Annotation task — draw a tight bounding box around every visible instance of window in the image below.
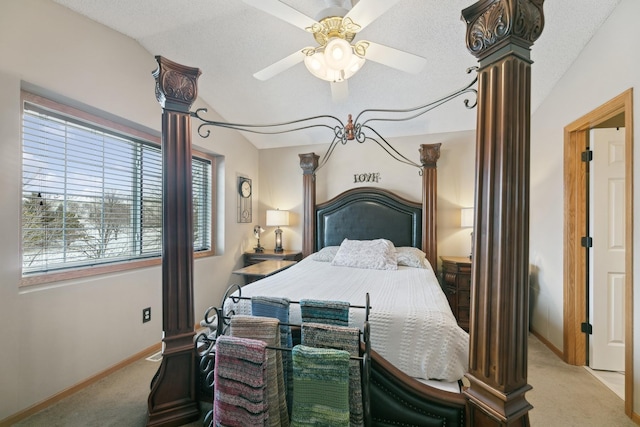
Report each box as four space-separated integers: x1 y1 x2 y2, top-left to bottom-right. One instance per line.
21 92 215 286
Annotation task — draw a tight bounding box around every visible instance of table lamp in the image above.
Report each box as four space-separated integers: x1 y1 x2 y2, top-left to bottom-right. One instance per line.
253 225 265 253
266 209 290 253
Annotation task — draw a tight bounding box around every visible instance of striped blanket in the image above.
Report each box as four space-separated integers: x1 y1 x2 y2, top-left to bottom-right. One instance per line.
213 335 268 426
300 299 349 326
251 296 293 413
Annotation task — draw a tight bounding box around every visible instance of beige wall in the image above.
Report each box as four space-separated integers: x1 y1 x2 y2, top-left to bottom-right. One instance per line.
0 0 259 420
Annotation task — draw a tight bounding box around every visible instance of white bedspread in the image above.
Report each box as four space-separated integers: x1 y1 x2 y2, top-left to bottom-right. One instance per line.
225 256 469 382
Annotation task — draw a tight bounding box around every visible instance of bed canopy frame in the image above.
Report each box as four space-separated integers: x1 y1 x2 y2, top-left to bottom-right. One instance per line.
146 0 545 425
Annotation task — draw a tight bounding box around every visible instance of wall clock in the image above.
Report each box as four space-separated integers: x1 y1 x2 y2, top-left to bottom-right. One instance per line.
237 176 252 223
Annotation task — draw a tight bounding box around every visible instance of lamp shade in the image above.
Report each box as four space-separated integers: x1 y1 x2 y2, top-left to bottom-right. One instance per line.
460 208 474 228
266 209 290 227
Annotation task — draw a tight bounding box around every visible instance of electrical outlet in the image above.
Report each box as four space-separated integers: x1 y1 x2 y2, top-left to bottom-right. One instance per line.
143 307 151 323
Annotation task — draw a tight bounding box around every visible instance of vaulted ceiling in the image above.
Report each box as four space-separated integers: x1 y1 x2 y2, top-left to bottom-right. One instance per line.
52 0 621 148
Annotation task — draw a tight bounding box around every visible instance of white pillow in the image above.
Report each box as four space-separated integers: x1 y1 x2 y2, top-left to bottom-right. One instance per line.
313 246 339 262
396 246 431 270
331 238 398 270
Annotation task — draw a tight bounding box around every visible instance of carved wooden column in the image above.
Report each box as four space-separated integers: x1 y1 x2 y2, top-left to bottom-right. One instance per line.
420 143 440 270
461 1 544 426
147 56 201 427
299 153 319 257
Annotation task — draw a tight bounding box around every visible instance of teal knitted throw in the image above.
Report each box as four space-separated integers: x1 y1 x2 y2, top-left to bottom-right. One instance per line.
302 323 363 427
300 299 349 326
290 345 350 427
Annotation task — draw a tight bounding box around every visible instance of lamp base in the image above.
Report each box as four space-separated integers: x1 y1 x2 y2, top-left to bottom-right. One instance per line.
274 227 284 253
254 238 264 253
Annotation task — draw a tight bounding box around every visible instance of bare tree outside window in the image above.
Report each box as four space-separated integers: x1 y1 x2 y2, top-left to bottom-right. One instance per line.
22 192 86 268
79 192 131 259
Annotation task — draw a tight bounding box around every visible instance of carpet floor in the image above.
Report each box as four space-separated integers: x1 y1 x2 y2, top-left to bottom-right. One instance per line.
527 334 635 426
12 356 211 427
11 335 636 426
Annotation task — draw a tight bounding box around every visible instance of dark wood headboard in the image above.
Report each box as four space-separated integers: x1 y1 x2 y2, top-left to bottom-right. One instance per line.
315 187 422 250
299 143 440 271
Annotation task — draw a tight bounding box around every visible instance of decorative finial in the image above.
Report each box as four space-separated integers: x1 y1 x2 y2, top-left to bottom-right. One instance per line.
345 114 355 140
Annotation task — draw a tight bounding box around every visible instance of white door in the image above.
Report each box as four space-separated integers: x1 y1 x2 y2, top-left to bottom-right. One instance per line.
589 127 626 372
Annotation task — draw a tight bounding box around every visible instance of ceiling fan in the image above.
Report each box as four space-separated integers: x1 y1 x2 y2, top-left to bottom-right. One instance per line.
244 0 427 101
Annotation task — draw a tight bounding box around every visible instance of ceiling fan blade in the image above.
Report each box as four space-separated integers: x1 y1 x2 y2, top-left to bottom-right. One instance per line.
344 0 401 31
363 41 426 74
243 0 318 31
254 50 306 81
331 81 349 102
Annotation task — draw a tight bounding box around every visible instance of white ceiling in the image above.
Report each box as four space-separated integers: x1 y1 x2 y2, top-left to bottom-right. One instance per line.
52 0 621 149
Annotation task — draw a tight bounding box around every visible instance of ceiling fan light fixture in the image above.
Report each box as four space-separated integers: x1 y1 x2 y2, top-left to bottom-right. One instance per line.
324 37 353 70
304 45 365 83
247 0 427 97
304 51 329 80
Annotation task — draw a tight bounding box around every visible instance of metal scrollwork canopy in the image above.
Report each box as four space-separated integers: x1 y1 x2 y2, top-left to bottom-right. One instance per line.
192 67 478 173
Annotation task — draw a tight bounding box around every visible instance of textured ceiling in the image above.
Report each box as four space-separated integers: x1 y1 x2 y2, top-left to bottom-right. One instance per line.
52 0 621 149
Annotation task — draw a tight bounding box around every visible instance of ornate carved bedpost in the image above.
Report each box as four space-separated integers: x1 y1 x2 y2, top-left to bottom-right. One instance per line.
147 56 201 426
461 1 544 425
420 143 440 270
300 152 319 257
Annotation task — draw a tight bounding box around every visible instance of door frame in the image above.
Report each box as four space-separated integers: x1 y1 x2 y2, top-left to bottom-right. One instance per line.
563 88 634 416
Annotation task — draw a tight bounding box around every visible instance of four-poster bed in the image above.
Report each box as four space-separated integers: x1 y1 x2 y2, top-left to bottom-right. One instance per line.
147 0 545 425
204 179 471 425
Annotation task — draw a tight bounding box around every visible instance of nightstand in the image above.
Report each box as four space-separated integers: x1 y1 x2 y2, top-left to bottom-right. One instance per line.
233 260 297 283
238 250 302 284
244 249 303 266
440 255 472 331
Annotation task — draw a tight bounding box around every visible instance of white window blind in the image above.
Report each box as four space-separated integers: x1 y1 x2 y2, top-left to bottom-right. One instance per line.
22 102 211 275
